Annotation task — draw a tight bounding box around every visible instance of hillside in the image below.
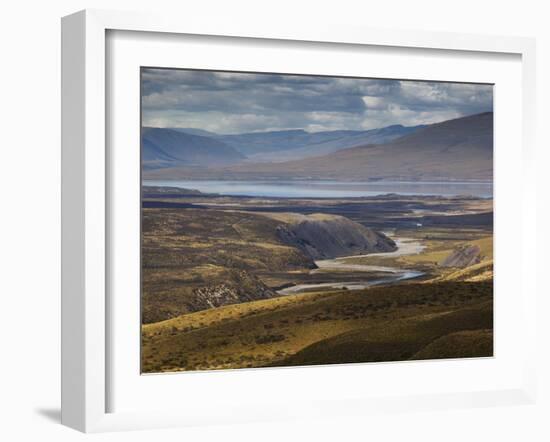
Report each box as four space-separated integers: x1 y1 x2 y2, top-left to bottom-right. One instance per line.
219 112 493 181
140 190 493 372
279 298 493 367
141 281 493 372
244 124 425 162
166 128 353 156
141 208 394 322
440 244 481 268
273 213 396 259
141 186 206 197
217 125 423 159
141 127 245 169
153 124 424 163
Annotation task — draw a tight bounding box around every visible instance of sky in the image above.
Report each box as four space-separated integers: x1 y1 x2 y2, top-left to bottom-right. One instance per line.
141 68 493 134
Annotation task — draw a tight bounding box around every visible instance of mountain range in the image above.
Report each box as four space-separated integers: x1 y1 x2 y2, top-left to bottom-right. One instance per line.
142 112 493 181
145 124 425 167
142 127 245 169
176 125 424 160
241 125 427 162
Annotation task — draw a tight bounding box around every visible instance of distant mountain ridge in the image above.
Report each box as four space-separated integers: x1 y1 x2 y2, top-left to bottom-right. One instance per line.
143 124 425 169
216 112 494 181
253 124 426 162
141 127 245 169
143 112 493 181
169 125 425 160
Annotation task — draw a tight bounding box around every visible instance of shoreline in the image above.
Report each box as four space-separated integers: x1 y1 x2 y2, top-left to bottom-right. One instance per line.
277 236 426 295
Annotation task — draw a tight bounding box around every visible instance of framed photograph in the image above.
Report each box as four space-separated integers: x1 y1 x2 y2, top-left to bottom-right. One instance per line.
61 9 537 432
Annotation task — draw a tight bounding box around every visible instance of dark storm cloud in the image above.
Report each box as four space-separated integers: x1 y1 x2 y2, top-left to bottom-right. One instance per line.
141 68 493 133
142 70 365 113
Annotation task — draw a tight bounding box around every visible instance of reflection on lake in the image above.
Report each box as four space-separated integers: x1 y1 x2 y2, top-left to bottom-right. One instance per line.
143 179 493 198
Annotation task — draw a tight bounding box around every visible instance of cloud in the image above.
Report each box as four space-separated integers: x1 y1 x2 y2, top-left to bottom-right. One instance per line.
141 68 493 133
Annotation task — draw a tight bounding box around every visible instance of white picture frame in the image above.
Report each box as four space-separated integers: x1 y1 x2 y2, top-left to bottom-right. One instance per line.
61 9 537 433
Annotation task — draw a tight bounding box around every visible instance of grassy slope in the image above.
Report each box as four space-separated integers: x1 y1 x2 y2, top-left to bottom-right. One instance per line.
142 208 314 322
142 205 403 322
141 197 493 372
142 281 492 373
411 329 493 360
437 260 493 282
337 231 493 279
279 300 492 367
399 233 492 267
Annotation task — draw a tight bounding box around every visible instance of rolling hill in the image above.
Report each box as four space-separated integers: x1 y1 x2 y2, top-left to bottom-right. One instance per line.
243 124 426 162
141 280 493 372
273 213 396 259
217 126 424 157
221 112 493 181
141 207 396 322
141 127 245 169
278 298 493 367
144 112 493 181
165 124 425 161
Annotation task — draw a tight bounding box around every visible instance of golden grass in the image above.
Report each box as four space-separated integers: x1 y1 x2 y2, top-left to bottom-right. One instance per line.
280 301 493 366
140 202 493 372
142 281 493 373
437 260 493 282
411 329 493 360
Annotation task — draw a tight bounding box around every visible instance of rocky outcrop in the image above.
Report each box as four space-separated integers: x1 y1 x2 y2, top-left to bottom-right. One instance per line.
276 214 396 260
192 270 276 310
440 245 481 268
437 260 493 282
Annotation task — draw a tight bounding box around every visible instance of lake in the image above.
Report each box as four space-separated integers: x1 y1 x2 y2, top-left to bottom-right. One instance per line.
143 179 493 198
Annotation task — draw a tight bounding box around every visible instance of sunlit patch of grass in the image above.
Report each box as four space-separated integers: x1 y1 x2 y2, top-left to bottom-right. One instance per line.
142 281 493 373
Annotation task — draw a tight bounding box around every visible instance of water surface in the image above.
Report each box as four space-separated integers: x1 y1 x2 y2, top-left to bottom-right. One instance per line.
277 237 426 295
143 179 493 198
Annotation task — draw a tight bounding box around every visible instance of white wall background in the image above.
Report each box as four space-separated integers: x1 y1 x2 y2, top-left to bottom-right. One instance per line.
0 1 547 440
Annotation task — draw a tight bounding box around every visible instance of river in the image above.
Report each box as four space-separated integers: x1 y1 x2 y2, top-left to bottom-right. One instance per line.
277 237 426 295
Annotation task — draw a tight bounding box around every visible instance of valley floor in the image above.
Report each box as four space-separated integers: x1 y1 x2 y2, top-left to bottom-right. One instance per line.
141 191 493 373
